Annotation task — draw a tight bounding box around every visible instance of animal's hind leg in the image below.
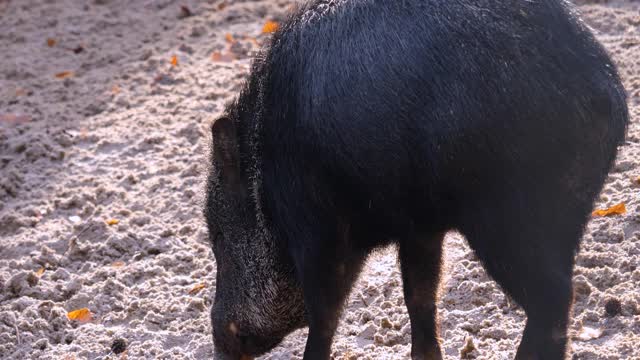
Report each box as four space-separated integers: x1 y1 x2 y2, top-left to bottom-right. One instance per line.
511 265 574 360
459 197 587 360
398 231 445 360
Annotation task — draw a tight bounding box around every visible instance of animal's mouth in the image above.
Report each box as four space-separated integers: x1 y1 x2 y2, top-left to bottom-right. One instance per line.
213 335 282 360
241 335 283 357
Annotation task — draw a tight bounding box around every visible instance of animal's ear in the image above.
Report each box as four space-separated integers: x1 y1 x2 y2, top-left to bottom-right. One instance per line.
211 117 242 189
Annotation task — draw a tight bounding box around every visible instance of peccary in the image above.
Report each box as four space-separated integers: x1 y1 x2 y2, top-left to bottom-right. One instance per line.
204 0 628 359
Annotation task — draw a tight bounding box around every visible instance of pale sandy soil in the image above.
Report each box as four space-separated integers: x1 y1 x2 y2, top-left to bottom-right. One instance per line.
1 0 639 359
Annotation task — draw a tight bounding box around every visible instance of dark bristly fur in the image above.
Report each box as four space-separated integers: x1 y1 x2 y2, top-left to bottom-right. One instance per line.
204 0 629 359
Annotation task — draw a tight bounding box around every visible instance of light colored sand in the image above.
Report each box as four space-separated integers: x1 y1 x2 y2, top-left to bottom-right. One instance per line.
1 0 638 359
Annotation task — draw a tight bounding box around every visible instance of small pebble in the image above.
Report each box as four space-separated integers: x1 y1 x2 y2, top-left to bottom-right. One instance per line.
380 317 393 329
139 49 152 61
178 5 192 19
68 215 81 223
34 338 49 350
604 297 622 317
111 337 127 354
460 337 476 358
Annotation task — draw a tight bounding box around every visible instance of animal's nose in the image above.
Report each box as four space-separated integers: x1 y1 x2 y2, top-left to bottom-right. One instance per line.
212 321 255 360
229 322 282 357
227 322 256 359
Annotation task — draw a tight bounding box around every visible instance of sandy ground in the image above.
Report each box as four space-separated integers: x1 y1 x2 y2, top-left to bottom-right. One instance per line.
1 0 639 359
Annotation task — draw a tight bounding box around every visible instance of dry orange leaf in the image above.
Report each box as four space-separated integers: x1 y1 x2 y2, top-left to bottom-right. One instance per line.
79 127 89 140
67 308 92 323
189 283 206 295
55 71 74 79
225 33 234 43
111 85 121 94
211 51 235 62
262 21 279 34
47 38 56 47
70 45 84 54
106 218 119 225
111 261 125 268
592 203 626 217
35 267 45 276
0 113 31 124
170 55 178 67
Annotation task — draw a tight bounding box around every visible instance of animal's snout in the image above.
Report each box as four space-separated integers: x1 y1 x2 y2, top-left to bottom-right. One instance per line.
214 320 281 359
233 325 280 357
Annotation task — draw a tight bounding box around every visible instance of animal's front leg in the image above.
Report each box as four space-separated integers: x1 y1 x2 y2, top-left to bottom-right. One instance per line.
296 236 365 360
399 231 445 360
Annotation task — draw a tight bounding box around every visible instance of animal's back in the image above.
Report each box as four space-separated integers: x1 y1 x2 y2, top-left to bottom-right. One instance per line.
260 0 628 232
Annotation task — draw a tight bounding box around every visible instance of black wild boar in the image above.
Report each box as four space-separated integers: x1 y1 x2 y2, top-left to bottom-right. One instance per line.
204 0 628 359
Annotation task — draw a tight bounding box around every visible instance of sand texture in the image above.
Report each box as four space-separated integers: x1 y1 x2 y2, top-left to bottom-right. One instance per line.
1 0 639 359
